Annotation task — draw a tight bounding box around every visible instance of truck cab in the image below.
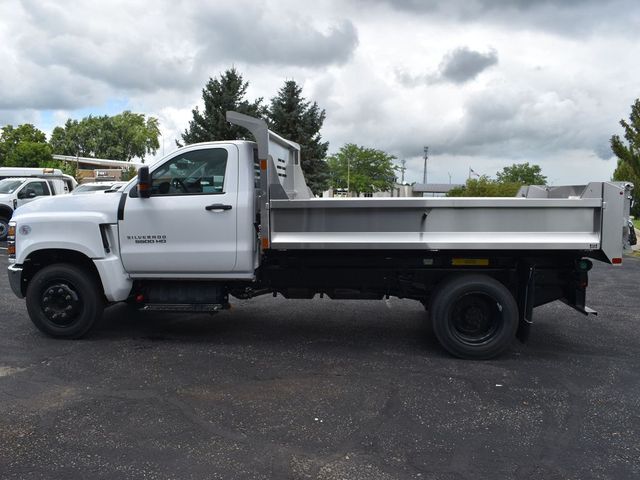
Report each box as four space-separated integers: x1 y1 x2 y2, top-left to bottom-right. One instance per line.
119 141 257 277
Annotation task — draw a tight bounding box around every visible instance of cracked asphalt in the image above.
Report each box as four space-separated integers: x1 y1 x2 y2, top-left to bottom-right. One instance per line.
1 251 639 479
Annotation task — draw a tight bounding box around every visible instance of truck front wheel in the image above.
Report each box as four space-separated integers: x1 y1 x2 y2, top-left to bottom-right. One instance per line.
0 216 9 241
430 275 518 360
26 264 105 339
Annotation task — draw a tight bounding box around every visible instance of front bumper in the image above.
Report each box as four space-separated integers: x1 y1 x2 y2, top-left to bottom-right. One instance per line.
7 264 24 298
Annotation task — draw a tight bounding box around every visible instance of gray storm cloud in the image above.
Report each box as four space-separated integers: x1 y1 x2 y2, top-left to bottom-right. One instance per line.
438 47 498 84
396 47 498 86
189 0 359 67
7 0 359 103
362 0 635 36
196 17 359 67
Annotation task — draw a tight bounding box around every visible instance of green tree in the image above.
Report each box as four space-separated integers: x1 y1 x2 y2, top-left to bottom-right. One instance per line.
50 111 160 162
326 144 397 196
267 80 330 195
611 98 640 177
0 124 53 167
496 162 547 185
447 176 521 197
181 68 265 145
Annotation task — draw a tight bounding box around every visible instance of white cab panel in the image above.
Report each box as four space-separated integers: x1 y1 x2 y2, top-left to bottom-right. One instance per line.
119 144 239 275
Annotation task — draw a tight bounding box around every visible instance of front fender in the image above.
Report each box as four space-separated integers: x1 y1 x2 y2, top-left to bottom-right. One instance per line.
13 211 111 264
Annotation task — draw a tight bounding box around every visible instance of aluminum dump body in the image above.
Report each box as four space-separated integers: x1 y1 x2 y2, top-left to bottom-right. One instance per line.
225 111 633 264
269 182 633 264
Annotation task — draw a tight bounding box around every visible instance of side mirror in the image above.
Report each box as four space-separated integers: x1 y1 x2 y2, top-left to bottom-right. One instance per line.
27 190 37 198
137 166 151 198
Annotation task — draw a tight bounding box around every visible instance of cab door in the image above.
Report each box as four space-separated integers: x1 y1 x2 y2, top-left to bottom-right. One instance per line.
15 180 51 208
119 145 238 275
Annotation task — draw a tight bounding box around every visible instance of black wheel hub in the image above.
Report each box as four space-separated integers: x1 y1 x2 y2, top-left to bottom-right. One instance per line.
450 293 501 345
41 283 81 326
0 221 7 239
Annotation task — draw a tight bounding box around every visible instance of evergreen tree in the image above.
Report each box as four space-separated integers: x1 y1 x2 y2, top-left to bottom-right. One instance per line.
611 98 640 177
181 68 264 145
267 80 329 195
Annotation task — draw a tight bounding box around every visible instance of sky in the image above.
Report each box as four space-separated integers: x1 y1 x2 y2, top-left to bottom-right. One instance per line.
1 0 639 185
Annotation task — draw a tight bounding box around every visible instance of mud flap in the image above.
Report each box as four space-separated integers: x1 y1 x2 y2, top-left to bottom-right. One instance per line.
516 264 535 343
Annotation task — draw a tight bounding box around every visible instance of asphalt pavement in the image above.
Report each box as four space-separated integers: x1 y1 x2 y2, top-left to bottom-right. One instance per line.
1 250 639 479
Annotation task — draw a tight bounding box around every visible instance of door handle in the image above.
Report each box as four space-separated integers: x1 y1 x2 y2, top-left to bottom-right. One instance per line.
205 203 232 211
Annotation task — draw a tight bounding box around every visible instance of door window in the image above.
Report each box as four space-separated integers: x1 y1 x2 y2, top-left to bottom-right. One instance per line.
21 181 50 197
150 148 228 196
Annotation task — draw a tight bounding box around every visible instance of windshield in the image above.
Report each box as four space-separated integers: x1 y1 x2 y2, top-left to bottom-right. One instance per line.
0 179 25 194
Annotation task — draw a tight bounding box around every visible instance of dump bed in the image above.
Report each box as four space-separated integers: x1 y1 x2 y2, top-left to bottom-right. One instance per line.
226 112 633 264
269 181 631 263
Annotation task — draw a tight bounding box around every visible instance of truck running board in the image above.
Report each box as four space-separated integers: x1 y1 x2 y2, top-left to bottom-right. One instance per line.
141 303 228 313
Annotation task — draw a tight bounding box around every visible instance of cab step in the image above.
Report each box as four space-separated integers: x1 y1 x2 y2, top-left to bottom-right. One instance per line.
141 303 228 313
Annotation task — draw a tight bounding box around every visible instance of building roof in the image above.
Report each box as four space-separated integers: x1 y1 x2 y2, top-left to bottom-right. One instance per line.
53 154 143 168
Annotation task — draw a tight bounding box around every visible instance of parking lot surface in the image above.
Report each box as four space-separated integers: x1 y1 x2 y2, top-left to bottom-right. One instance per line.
1 252 639 479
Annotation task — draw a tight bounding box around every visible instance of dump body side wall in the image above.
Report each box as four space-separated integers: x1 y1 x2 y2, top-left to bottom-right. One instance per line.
269 197 604 252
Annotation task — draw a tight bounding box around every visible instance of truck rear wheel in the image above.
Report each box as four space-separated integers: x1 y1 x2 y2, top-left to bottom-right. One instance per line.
26 264 104 339
430 275 518 360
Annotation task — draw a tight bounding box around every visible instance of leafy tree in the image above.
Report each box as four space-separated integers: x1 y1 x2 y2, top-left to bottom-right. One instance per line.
326 144 397 196
612 160 640 217
5 142 54 168
181 68 265 145
496 162 547 185
447 176 521 197
0 124 53 167
611 98 640 177
50 111 160 162
267 80 330 194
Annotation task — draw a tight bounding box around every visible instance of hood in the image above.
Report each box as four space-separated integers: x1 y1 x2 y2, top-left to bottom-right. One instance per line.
13 191 123 224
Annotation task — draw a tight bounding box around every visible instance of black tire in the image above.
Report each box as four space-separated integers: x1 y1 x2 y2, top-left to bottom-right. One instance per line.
0 216 9 241
26 263 105 338
430 275 518 360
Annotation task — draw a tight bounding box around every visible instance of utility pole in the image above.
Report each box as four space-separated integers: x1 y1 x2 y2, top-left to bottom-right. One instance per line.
423 146 429 184
400 159 406 184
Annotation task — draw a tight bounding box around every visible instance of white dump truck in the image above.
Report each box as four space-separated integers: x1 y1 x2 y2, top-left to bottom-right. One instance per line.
6 112 634 359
